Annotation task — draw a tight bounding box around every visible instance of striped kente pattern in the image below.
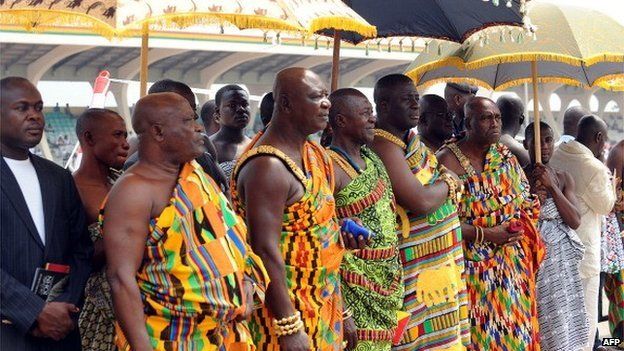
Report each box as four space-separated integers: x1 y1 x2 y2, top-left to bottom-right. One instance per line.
113 161 269 351
393 132 470 351
447 142 544 351
232 134 345 351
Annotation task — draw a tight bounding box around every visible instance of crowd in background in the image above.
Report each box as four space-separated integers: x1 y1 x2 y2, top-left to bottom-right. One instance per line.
1 69 623 351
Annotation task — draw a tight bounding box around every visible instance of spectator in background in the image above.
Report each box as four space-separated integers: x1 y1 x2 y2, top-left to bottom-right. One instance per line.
523 121 588 351
604 139 624 344
210 84 252 180
72 108 129 351
199 100 219 136
550 114 617 351
417 94 454 151
497 95 530 167
557 106 587 146
444 82 478 137
259 92 274 128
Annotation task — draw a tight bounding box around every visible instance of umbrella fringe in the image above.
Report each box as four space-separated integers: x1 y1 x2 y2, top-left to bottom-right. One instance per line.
1 10 377 39
307 16 376 38
407 52 624 80
126 13 302 35
594 73 624 91
406 75 619 92
465 52 624 69
0 9 116 39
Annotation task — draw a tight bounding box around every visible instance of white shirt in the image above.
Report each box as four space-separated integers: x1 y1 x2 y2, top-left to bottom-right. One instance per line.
549 141 616 279
3 157 45 244
555 134 575 147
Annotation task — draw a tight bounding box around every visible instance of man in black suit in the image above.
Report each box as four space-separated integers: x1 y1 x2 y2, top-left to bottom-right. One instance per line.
0 77 93 350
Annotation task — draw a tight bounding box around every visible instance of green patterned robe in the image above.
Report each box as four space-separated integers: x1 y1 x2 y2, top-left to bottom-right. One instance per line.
334 147 404 351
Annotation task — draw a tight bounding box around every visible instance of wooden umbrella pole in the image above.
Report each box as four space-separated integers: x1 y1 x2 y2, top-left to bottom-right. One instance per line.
330 31 341 92
531 60 541 164
140 23 149 97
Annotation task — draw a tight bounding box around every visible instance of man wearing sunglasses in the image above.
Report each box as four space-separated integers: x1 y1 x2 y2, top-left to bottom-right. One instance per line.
418 94 455 152
497 95 530 167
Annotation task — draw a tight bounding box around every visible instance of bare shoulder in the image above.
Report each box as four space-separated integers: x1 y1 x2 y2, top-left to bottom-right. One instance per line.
436 147 464 176
107 171 154 208
238 155 293 191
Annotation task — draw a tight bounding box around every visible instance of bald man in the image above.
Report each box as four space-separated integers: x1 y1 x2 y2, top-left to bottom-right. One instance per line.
122 79 229 196
497 95 530 167
437 97 544 351
557 105 588 146
232 68 363 351
1 77 92 351
103 93 268 351
418 94 454 151
550 115 616 350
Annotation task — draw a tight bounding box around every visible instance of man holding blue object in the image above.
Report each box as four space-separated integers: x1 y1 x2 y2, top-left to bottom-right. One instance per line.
327 88 404 351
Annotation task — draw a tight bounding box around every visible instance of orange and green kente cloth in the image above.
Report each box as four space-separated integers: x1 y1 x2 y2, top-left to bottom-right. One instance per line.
232 132 345 351
106 161 269 351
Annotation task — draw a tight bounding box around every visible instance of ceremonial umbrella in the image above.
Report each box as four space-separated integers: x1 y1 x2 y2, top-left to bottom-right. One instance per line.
0 0 376 96
323 0 529 91
404 2 624 163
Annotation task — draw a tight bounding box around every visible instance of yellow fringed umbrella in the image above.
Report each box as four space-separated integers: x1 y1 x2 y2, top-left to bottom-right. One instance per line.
1 0 376 95
404 2 624 163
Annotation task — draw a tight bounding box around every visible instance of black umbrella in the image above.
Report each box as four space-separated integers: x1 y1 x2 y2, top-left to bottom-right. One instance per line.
325 0 528 90
340 0 526 44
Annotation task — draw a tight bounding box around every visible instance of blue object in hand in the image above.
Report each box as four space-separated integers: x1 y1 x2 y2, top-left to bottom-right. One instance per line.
341 219 374 240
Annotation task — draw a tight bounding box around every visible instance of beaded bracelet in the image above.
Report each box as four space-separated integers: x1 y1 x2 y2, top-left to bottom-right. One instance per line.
274 318 304 337
474 225 484 244
273 311 301 326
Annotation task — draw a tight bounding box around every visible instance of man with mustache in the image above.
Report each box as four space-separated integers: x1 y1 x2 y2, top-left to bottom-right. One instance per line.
123 79 229 195
371 75 469 351
437 96 545 351
103 92 268 351
326 88 403 351
232 68 366 351
1 76 93 351
210 84 252 180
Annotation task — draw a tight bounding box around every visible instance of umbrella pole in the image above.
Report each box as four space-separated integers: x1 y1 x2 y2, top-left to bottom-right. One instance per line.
330 31 341 92
531 60 541 164
140 23 149 97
